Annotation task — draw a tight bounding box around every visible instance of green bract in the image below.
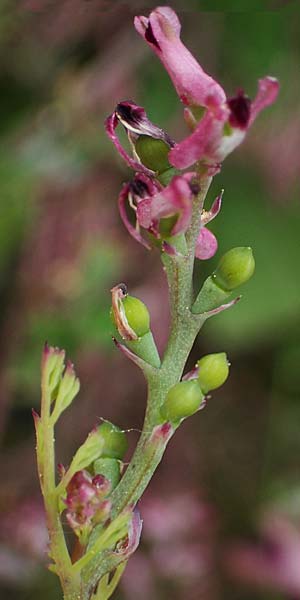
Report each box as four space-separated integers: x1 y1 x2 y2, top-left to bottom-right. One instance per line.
161 380 204 424
214 246 255 291
197 352 229 394
98 421 128 460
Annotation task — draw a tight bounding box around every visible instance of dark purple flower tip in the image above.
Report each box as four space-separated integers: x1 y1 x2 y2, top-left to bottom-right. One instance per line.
227 90 251 130
116 101 145 130
145 22 161 49
129 177 151 199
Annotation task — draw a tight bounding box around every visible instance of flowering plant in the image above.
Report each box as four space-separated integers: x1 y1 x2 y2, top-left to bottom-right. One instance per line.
34 6 278 599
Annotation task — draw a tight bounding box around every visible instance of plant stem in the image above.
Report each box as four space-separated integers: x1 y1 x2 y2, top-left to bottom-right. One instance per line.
81 173 212 596
110 174 212 516
39 370 81 598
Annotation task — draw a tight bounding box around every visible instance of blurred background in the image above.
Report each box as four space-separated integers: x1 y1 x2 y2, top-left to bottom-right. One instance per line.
0 1 300 598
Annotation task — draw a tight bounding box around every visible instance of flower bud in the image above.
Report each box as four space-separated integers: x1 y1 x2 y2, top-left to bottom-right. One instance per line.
135 135 171 173
93 457 121 491
161 380 204 424
98 421 128 460
214 247 255 291
197 352 229 394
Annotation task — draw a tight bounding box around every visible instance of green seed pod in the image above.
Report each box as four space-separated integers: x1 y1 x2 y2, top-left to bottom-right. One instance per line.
98 421 128 460
161 380 204 424
111 285 150 340
135 135 171 173
214 247 255 292
122 295 150 338
197 352 229 394
93 457 121 491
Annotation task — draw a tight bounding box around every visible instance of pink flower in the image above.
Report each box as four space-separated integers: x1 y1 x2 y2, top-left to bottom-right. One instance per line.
118 172 195 251
119 172 221 259
134 6 225 109
135 7 279 171
64 470 111 541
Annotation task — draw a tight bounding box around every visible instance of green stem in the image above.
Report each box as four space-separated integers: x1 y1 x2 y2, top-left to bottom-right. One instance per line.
110 174 212 516
81 173 212 596
39 370 81 598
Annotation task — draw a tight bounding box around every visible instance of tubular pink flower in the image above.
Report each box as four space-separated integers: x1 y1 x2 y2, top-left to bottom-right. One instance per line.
136 173 194 236
169 77 279 169
135 7 279 171
134 6 226 108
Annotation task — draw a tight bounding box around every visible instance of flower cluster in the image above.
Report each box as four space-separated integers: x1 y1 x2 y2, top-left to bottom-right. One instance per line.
106 6 278 257
64 470 111 544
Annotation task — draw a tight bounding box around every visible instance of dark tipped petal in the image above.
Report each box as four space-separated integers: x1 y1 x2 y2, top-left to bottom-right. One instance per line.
129 178 150 198
227 91 251 130
145 22 161 49
116 101 145 129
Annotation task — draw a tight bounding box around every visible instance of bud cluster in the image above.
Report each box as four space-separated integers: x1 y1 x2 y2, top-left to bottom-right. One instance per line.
161 352 230 425
64 470 111 544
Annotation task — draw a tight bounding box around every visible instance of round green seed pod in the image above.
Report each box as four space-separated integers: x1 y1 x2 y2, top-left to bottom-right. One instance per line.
135 135 171 173
98 421 128 460
161 380 204 423
122 295 150 338
214 247 255 291
93 457 121 491
197 352 229 394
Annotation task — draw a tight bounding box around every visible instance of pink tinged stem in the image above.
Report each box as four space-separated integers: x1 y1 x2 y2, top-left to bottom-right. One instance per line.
134 7 226 108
